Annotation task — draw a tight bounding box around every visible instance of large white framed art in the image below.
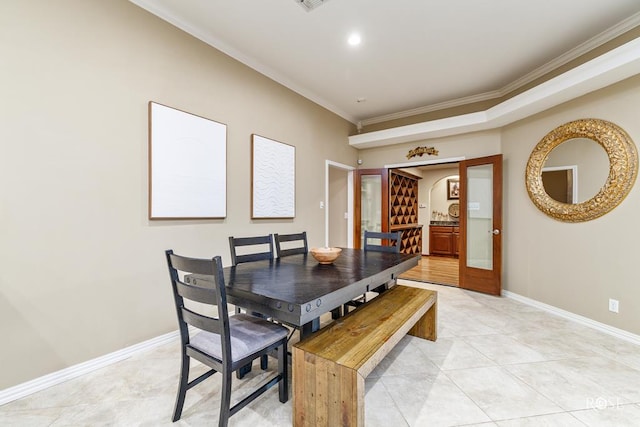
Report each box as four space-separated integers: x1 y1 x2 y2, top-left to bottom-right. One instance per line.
149 102 227 219
251 134 295 218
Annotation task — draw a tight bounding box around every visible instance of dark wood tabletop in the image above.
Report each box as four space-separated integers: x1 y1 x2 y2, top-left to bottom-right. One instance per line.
224 248 419 335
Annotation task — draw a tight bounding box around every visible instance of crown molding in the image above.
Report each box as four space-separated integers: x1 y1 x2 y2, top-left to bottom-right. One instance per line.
359 90 502 128
360 12 640 127
129 0 358 124
501 11 640 95
349 37 640 149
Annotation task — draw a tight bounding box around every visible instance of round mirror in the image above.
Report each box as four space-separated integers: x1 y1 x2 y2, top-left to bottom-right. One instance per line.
526 119 638 222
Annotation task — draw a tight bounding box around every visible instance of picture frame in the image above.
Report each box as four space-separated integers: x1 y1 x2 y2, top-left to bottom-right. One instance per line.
148 101 227 219
447 179 460 200
251 134 295 218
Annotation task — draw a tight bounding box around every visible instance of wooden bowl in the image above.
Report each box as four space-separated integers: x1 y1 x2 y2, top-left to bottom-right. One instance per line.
310 247 342 264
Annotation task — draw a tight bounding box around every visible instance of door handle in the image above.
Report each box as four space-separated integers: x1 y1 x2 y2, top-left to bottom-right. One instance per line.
492 229 500 235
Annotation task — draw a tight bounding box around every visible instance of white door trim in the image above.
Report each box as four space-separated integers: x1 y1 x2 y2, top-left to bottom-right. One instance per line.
325 160 355 248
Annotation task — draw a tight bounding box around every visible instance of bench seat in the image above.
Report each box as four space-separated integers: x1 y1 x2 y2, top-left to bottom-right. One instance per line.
293 284 437 427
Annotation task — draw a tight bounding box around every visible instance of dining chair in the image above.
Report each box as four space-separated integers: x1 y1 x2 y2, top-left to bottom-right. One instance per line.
228 235 274 314
273 231 320 333
363 230 403 253
344 230 402 313
228 234 275 371
228 235 274 265
165 250 288 427
274 231 308 257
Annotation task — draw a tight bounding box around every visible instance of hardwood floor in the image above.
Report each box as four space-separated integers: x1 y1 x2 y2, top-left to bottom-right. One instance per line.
400 255 459 287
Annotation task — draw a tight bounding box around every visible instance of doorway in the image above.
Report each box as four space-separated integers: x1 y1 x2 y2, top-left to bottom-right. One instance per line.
357 155 503 295
398 164 461 287
325 160 355 248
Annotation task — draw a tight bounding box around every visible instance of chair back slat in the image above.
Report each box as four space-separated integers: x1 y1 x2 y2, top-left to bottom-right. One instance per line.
169 253 217 275
176 279 220 306
181 307 223 335
274 231 308 257
364 230 402 253
229 235 274 265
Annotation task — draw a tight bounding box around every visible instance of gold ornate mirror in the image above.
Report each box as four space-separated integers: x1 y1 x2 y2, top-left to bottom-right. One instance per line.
525 119 638 222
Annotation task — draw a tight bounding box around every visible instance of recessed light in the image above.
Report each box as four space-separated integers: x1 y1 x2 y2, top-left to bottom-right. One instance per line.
356 97 366 103
347 33 361 46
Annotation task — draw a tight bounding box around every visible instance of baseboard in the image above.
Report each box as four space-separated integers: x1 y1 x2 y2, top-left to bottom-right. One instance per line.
0 329 180 406
502 290 640 346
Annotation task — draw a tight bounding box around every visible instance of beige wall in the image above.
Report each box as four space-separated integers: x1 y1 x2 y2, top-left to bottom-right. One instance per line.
0 1 356 389
502 74 640 336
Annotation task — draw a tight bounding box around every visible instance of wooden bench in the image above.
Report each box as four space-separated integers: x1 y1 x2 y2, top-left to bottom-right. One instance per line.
292 285 437 427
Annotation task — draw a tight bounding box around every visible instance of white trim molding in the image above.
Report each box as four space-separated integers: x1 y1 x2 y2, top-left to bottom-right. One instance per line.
360 12 640 128
325 160 355 248
0 330 180 406
503 290 640 347
350 37 640 148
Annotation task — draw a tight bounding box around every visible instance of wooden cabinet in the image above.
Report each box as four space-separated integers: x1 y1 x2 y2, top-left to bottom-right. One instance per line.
452 228 460 256
429 225 459 257
393 224 423 255
389 170 422 255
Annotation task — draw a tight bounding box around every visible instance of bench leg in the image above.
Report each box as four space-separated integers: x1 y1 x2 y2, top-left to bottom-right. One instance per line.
408 298 437 341
293 349 365 427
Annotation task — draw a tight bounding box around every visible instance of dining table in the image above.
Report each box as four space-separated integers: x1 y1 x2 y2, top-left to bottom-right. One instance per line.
223 247 420 338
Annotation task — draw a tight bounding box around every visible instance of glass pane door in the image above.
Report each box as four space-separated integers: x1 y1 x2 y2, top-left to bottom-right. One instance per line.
466 164 493 270
360 175 381 247
459 155 502 295
355 169 388 249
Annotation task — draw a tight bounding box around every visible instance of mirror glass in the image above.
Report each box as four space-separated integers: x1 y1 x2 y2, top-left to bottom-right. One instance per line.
542 137 609 204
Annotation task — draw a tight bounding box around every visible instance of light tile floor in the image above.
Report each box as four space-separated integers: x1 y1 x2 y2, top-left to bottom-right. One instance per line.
2 280 640 426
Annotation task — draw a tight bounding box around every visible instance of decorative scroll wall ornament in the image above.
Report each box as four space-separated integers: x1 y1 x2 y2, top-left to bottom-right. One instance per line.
525 118 638 222
407 146 438 159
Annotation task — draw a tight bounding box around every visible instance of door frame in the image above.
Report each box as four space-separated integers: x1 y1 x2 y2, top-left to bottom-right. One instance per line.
383 155 502 296
325 160 355 248
384 157 467 170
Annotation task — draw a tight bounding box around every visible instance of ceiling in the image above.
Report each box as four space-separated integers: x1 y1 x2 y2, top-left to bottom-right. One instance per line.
130 0 640 128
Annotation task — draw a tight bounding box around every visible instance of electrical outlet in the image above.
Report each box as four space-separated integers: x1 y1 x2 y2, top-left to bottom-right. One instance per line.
609 298 619 313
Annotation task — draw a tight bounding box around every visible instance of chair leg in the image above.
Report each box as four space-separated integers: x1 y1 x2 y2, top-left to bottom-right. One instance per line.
219 370 233 427
278 340 288 403
260 354 268 370
172 352 190 422
236 362 252 379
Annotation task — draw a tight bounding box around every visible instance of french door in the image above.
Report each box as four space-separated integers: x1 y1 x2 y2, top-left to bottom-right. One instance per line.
459 155 503 295
354 169 388 248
